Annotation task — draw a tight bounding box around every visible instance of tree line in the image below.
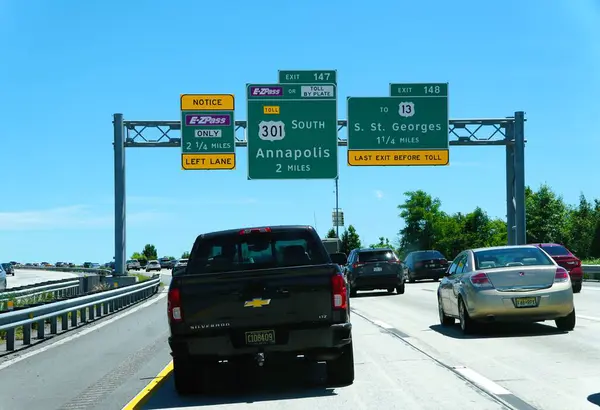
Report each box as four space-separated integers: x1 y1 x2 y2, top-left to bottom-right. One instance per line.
130 244 189 264
323 184 600 262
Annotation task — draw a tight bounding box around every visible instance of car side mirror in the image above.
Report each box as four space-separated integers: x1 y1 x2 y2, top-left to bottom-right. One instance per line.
444 269 451 277
330 252 348 266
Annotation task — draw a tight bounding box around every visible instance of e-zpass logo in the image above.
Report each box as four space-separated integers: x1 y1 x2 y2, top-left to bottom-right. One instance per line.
250 86 283 97
185 114 231 127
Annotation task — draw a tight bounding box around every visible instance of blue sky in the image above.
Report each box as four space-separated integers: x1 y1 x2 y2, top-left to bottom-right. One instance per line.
1 0 599 264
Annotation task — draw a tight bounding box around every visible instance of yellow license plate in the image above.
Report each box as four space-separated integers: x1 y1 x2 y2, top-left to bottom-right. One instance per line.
245 330 276 346
514 297 537 308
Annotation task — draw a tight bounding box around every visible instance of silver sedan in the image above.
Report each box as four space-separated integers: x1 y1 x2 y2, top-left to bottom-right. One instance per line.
437 245 575 334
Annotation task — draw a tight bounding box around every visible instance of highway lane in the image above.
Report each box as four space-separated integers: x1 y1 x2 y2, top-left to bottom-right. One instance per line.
350 280 600 410
9 268 78 288
140 310 509 410
1 267 511 410
0 272 174 410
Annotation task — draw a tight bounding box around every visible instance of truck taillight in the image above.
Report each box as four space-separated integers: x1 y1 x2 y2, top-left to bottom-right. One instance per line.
168 288 183 322
554 267 569 283
331 273 347 310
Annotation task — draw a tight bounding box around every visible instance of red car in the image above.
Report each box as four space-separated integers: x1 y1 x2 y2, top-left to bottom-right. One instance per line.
534 243 583 293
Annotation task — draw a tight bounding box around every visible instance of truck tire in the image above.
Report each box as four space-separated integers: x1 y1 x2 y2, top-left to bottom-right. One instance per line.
326 342 355 387
173 357 197 395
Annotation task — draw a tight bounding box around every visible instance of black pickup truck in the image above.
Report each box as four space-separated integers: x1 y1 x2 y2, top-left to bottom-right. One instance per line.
167 225 354 394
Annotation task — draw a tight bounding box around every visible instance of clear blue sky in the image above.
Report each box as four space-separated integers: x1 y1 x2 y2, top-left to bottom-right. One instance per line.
1 0 599 264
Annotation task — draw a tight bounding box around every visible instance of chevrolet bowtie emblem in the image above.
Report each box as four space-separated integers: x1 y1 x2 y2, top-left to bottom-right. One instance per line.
244 298 271 308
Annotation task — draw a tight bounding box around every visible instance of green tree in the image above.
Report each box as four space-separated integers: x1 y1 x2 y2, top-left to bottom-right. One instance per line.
488 218 508 247
181 251 190 259
566 194 597 258
142 244 158 261
340 225 361 255
525 184 569 244
397 190 444 253
370 237 391 248
130 251 147 264
435 213 467 259
325 228 338 239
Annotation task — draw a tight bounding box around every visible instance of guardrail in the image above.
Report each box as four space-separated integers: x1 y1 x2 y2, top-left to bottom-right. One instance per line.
15 266 112 275
0 279 80 311
0 275 161 352
583 265 600 280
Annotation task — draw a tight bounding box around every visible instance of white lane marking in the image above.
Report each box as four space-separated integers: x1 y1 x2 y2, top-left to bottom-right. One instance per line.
583 286 600 291
0 292 167 371
371 319 394 329
453 366 511 395
577 314 600 322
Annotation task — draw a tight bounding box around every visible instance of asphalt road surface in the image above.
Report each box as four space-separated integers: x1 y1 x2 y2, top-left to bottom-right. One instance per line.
0 275 598 410
9 268 78 288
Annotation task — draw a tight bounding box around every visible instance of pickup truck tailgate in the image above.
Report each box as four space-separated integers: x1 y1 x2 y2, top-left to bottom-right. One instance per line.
178 265 336 330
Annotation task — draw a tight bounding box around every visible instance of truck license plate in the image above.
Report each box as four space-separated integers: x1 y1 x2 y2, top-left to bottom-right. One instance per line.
245 330 276 346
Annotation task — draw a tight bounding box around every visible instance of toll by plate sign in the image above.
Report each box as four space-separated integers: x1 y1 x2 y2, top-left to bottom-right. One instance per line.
347 83 449 166
246 83 338 180
180 94 236 170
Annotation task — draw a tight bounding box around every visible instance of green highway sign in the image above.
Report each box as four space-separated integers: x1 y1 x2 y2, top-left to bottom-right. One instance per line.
390 82 448 97
278 70 337 84
246 83 338 180
180 94 236 170
347 83 449 166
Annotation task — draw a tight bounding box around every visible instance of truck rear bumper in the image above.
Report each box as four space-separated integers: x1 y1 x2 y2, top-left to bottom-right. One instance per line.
169 322 352 359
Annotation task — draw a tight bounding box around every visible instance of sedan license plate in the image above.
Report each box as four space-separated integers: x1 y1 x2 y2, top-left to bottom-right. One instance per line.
426 264 437 268
514 297 538 308
245 330 276 346
373 267 383 272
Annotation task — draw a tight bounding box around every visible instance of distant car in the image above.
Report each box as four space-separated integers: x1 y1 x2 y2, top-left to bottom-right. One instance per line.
83 262 92 268
344 247 405 296
437 245 576 334
1 263 14 276
159 258 174 269
126 259 141 271
533 243 583 293
173 258 188 268
146 260 161 272
404 250 449 282
0 264 6 290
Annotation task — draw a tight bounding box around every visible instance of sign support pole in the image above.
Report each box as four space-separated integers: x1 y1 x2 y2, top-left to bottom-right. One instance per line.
113 113 126 276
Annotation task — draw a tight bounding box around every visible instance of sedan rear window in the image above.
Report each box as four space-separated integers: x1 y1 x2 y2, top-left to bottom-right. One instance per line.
474 247 554 270
358 250 397 262
414 250 445 261
540 245 571 257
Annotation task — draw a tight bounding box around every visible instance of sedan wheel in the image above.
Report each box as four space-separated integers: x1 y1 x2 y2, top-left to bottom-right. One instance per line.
458 299 475 335
438 296 454 326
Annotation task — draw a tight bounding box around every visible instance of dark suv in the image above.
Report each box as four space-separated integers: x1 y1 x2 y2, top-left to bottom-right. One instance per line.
1 263 14 276
404 250 449 282
344 248 405 297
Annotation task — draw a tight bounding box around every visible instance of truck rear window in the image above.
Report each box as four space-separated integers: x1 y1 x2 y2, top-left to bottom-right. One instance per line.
186 230 329 274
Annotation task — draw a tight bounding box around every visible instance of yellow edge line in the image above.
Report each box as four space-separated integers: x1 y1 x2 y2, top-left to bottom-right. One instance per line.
122 360 174 410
